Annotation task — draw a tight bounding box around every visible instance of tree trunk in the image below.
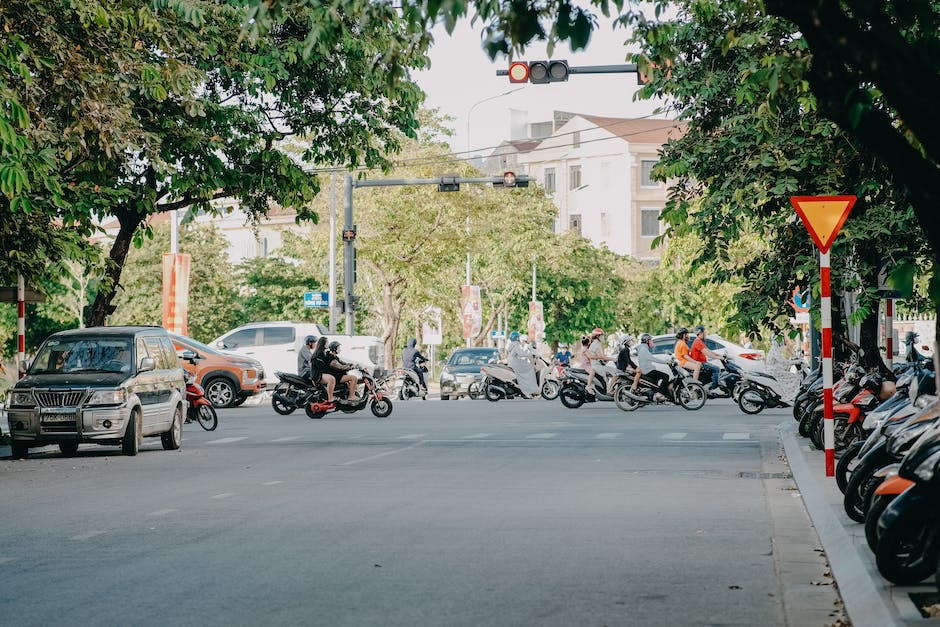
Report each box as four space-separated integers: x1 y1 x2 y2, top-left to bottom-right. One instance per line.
88 205 146 327
380 280 403 373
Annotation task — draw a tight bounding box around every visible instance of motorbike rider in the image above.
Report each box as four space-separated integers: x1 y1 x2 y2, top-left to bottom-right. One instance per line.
585 328 617 398
507 331 539 398
402 338 429 394
690 325 722 391
311 337 337 405
674 327 701 380
555 343 572 367
635 333 673 401
298 335 317 380
324 340 358 403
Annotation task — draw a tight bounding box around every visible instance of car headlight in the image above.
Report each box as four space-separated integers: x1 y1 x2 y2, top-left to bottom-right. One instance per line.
10 390 35 407
913 449 940 482
243 368 258 383
440 371 455 382
87 389 126 406
888 422 932 456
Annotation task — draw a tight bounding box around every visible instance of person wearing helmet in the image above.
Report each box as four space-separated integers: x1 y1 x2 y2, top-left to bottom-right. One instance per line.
297 334 318 380
402 338 429 396
674 327 701 380
690 325 722 391
635 332 672 401
584 328 616 398
616 335 636 372
507 331 539 398
324 340 358 402
311 337 337 405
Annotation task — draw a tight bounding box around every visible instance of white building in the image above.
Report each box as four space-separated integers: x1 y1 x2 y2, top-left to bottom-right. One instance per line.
494 112 685 261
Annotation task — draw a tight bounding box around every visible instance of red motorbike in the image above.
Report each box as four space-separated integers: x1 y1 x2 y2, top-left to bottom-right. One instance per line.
186 372 218 431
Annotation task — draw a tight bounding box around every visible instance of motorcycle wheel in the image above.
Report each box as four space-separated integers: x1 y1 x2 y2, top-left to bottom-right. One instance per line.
875 508 936 585
271 384 297 415
559 383 584 409
371 397 393 418
541 379 560 401
730 381 744 403
614 384 640 412
812 415 853 457
835 440 864 494
677 381 706 410
737 387 765 414
798 408 819 438
843 466 882 523
467 382 482 400
484 383 504 402
866 494 894 552
196 404 218 431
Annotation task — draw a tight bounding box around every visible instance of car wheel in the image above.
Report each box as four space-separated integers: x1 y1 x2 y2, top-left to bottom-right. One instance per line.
204 377 237 408
161 405 183 450
122 409 141 456
58 442 79 457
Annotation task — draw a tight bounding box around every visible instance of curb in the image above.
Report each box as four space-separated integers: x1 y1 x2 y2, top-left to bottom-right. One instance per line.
780 421 910 627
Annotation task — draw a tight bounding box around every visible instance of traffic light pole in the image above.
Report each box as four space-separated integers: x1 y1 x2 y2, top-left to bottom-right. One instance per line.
497 63 639 78
342 174 527 335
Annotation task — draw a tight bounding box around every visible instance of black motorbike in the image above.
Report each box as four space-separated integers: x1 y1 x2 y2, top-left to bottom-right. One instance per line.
697 355 744 399
558 366 625 409
271 370 394 419
612 359 707 411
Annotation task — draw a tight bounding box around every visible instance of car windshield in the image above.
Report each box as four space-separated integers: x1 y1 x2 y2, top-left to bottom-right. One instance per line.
170 334 221 356
448 350 499 366
30 337 133 374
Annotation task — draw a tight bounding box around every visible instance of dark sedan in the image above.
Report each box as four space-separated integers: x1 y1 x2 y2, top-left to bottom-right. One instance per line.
439 347 501 400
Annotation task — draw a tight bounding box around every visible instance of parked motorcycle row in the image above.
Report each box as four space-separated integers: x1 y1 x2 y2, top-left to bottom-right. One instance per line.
791 333 940 592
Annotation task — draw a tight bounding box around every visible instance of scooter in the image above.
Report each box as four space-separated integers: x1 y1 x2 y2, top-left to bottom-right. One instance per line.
185 371 218 431
480 362 534 401
395 365 428 401
557 365 626 408
612 359 707 412
696 355 744 399
271 371 318 415
304 367 394 419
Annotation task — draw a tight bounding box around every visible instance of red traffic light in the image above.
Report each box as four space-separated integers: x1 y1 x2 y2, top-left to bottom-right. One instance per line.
503 171 517 187
508 62 530 83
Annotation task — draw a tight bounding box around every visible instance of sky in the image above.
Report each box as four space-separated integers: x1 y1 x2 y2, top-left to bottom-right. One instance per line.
413 14 671 159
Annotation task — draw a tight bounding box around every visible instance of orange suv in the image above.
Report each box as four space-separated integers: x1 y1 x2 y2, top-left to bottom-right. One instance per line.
169 333 266 408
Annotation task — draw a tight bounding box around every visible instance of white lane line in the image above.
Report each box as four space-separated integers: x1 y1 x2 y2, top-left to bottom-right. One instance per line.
262 481 284 486
210 493 235 500
340 441 424 466
722 432 751 440
662 433 688 440
0 558 15 564
206 437 248 445
596 433 622 439
463 433 495 439
526 433 559 439
70 530 107 541
147 509 178 517
397 433 428 440
269 436 303 442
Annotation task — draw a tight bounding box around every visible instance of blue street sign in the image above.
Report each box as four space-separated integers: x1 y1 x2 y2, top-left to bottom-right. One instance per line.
304 291 330 308
490 330 506 339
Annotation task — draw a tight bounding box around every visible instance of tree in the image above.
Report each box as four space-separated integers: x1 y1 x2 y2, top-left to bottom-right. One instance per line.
2 1 430 325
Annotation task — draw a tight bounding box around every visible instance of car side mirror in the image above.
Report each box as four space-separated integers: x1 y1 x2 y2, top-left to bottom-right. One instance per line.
215 340 227 349
138 357 156 373
179 350 199 364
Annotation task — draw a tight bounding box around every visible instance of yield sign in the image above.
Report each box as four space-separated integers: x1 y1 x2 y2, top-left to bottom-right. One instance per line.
789 196 857 253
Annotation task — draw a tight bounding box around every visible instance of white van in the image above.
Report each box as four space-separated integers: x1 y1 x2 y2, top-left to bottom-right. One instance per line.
211 322 385 381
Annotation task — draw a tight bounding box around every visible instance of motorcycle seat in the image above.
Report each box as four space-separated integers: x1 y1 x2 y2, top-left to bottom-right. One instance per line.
568 368 588 375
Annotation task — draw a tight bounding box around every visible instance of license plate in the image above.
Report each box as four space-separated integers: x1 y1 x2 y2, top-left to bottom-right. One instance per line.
42 414 74 423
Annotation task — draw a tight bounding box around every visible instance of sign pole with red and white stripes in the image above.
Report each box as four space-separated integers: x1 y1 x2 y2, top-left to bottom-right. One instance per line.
820 251 835 476
885 299 894 370
17 273 26 379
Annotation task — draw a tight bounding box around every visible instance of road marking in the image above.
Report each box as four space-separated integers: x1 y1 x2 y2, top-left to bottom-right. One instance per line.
70 530 106 541
662 433 688 440
463 433 495 439
0 558 15 564
269 436 303 442
210 493 235 500
340 441 424 466
722 432 751 440
146 509 178 517
262 481 284 486
596 433 622 439
526 433 559 439
397 433 428 440
206 437 248 444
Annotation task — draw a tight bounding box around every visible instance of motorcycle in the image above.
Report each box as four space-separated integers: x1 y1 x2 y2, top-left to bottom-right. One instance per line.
480 362 534 401
737 358 811 415
538 356 565 401
271 371 318 415
696 355 744 400
808 372 886 455
395 365 428 401
305 368 393 419
612 358 707 412
181 357 218 431
557 364 627 408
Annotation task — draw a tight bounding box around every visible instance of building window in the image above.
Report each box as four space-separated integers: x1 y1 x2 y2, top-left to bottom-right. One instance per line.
572 131 581 148
569 165 581 190
543 167 555 193
569 214 582 235
641 159 660 187
641 207 661 237
600 212 610 237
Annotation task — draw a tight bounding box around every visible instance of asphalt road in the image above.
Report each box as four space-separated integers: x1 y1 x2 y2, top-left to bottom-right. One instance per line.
0 396 841 626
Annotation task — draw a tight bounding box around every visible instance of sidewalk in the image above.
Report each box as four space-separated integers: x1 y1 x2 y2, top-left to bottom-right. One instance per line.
780 421 939 626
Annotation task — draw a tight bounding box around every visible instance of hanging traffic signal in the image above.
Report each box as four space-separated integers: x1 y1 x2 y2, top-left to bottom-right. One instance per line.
506 60 569 84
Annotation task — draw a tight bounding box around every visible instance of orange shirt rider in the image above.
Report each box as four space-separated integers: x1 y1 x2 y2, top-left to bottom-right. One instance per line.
674 329 692 367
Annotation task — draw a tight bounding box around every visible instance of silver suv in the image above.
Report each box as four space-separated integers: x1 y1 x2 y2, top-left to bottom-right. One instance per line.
6 326 185 458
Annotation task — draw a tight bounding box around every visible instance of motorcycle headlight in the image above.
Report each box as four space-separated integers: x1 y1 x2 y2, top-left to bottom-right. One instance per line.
10 390 35 407
913 449 940 483
887 422 932 456
862 411 886 431
87 389 126 406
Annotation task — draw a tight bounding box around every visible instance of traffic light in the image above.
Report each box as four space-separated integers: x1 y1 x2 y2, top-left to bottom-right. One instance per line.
493 172 529 188
438 175 459 192
507 60 569 84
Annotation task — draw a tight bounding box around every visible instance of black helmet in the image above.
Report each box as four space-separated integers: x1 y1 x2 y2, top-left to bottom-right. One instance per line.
676 327 689 338
327 341 341 352
305 335 317 345
640 333 652 343
693 325 705 335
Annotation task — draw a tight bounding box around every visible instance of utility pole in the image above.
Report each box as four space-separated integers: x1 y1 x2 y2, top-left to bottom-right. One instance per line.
329 170 337 334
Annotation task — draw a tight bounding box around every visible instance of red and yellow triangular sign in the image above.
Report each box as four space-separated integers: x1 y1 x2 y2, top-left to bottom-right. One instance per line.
789 195 857 253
